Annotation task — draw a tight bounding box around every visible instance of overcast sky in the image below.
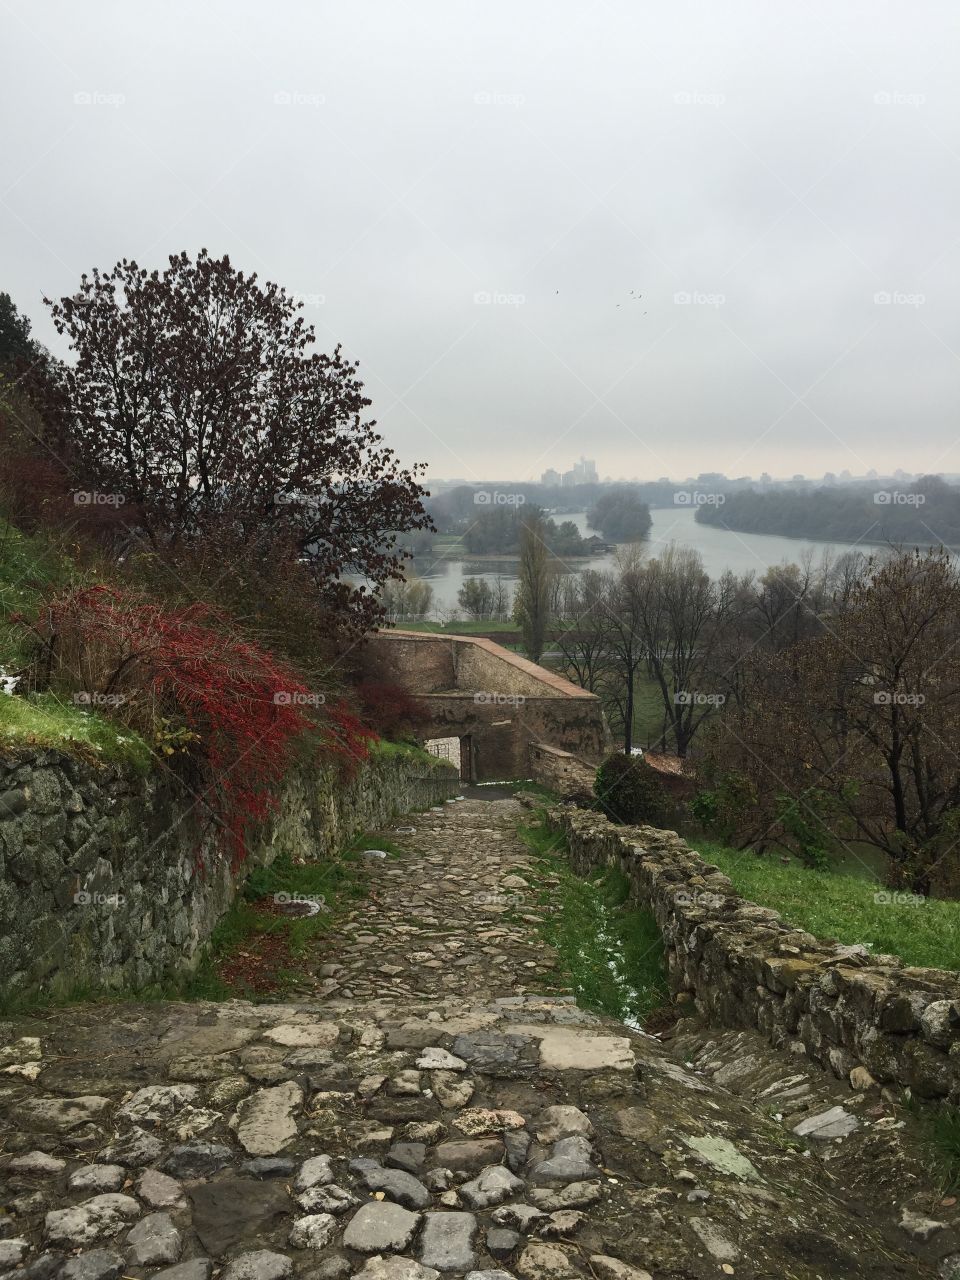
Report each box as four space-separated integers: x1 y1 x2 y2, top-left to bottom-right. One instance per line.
2 1 959 485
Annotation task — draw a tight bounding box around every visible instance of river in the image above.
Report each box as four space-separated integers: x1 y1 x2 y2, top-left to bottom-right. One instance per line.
409 506 874 619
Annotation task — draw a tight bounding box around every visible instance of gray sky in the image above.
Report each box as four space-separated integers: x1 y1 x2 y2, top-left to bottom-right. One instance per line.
2 0 958 484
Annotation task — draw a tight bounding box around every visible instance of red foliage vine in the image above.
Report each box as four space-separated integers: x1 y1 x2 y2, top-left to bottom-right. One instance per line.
20 585 375 867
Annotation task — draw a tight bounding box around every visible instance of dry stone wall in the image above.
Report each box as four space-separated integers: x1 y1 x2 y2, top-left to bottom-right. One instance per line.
553 804 960 1101
0 746 457 1001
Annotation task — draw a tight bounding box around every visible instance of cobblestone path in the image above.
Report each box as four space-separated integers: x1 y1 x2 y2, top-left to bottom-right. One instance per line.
0 797 957 1280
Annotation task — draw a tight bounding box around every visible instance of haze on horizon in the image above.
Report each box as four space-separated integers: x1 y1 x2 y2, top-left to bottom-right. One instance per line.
2 0 958 486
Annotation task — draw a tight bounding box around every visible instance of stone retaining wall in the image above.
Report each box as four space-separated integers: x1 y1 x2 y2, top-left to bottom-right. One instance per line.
0 746 458 1001
553 804 960 1101
528 742 597 795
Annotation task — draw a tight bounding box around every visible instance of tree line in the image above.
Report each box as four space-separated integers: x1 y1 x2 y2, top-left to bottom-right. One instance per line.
543 533 960 895
696 479 960 546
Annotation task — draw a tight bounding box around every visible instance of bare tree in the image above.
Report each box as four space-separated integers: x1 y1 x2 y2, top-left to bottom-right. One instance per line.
515 515 551 662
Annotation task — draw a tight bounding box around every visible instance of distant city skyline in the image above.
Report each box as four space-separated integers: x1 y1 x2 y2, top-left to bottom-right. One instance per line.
428 465 945 490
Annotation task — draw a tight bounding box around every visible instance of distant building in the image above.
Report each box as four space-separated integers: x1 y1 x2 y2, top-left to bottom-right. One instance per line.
574 456 598 484
543 456 598 487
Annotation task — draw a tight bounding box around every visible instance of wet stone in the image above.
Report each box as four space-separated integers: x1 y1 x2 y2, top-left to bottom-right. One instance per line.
101 1127 164 1168
125 1213 182 1266
8 1152 65 1176
308 1256 351 1280
58 1249 126 1280
44 1194 141 1247
451 1034 525 1071
152 1263 213 1280
231 1082 302 1156
589 1258 653 1280
460 1167 526 1210
242 1157 296 1179
68 1165 125 1194
220 1251 294 1280
118 1085 199 1126
535 1108 593 1144
529 1138 599 1185
342 1203 422 1254
288 1213 337 1250
354 1259 440 1280
792 1107 859 1141
297 1184 358 1215
491 1205 548 1234
417 1049 468 1072
357 1164 431 1210
487 1228 521 1260
0 1240 29 1271
296 1155 336 1190
189 1174 293 1256
419 1211 478 1272
432 1140 504 1173
385 1142 427 1174
162 1143 233 1179
516 1242 580 1280
136 1169 186 1209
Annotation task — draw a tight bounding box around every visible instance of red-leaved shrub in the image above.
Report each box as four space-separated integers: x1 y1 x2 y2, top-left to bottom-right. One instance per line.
19 585 375 866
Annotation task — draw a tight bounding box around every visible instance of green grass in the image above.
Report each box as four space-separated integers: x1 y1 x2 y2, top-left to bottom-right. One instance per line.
694 839 960 971
512 781 560 804
0 520 76 667
0 519 151 767
162 835 380 1001
630 673 668 748
371 738 456 772
0 691 152 770
907 1098 960 1191
518 810 668 1026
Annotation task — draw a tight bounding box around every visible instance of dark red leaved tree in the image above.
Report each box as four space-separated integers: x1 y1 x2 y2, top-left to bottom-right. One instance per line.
45 251 432 630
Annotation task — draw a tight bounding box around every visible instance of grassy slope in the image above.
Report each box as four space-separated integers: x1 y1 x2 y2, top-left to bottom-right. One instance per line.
0 521 151 765
695 838 960 971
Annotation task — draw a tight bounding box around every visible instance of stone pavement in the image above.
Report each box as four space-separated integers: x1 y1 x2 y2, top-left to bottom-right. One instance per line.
0 797 958 1279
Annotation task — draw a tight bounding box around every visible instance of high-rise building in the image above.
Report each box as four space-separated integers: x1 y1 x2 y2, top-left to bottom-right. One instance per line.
543 457 598 486
540 468 561 487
